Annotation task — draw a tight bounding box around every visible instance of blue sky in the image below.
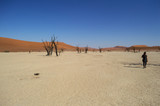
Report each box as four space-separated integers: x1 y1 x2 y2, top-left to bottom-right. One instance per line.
0 0 160 48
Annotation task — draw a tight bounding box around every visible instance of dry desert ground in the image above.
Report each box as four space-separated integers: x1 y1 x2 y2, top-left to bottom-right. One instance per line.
0 51 160 106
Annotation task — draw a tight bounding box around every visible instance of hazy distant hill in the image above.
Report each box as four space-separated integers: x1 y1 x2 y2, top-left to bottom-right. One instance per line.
102 46 127 51
0 37 76 52
128 45 160 51
131 45 148 47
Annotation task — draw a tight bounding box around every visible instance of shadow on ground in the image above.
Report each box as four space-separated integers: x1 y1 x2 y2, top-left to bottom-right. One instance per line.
123 63 160 69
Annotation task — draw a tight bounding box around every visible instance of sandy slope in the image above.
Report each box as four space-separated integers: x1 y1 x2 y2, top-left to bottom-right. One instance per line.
0 37 76 52
0 52 160 106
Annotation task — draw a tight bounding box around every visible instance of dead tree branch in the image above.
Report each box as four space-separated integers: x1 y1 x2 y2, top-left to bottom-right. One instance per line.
42 36 58 56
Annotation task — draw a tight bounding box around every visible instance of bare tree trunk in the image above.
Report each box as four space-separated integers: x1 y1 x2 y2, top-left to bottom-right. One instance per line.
42 41 51 56
126 48 130 52
61 48 64 52
85 45 88 53
59 51 61 56
139 49 141 52
99 47 102 53
53 42 58 56
76 46 80 53
133 47 136 53
42 36 58 56
93 49 95 52
51 36 58 56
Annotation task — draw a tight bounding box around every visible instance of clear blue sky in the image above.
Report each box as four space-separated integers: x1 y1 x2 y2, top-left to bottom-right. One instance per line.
0 0 160 48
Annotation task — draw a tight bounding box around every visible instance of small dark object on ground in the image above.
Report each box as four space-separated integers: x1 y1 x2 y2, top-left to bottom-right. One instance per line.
34 73 40 76
4 50 10 53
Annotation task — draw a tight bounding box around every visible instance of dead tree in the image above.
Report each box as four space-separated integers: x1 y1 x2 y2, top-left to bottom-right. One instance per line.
76 46 80 53
42 40 53 56
138 49 141 52
85 45 88 53
52 36 58 56
133 47 136 53
42 36 58 56
99 47 102 53
126 48 130 52
61 48 64 52
93 49 95 52
80 49 81 53
59 50 61 56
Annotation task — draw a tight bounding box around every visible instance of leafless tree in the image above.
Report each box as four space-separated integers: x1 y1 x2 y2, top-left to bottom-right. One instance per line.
133 47 136 53
61 48 64 52
42 40 53 56
80 49 81 53
126 48 130 52
138 49 141 52
52 36 59 56
85 45 88 53
76 46 80 53
59 50 61 56
99 47 102 53
93 49 95 52
42 36 58 56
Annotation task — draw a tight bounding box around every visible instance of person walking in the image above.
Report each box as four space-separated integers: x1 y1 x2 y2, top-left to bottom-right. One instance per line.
142 52 148 68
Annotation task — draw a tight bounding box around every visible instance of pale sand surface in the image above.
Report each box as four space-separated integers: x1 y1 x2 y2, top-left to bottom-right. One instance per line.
0 52 160 106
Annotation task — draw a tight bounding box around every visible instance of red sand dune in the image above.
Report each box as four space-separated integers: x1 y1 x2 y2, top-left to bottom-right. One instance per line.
78 47 98 51
128 45 160 51
102 46 127 51
114 46 127 48
102 45 160 51
0 37 159 52
0 37 76 52
131 45 148 47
